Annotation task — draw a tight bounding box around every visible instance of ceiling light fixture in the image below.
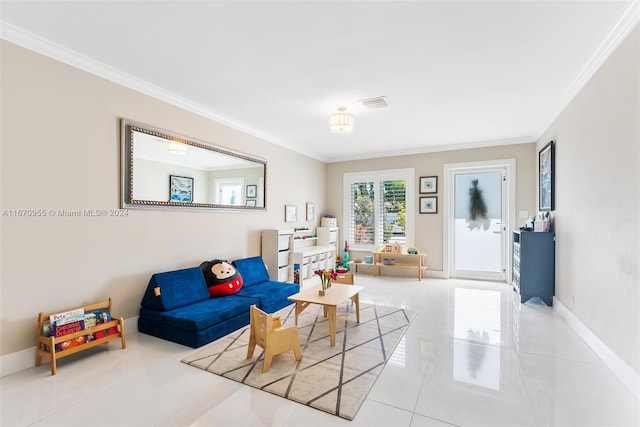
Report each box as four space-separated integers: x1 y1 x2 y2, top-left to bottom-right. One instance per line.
168 141 188 155
329 107 354 133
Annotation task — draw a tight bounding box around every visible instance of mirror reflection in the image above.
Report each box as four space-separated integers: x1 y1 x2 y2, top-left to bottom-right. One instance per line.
121 119 266 210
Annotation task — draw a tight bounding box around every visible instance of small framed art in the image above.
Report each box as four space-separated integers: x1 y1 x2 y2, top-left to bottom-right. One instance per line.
285 205 297 222
169 175 193 203
539 141 554 211
246 185 257 198
419 176 437 194
306 202 315 221
419 196 437 214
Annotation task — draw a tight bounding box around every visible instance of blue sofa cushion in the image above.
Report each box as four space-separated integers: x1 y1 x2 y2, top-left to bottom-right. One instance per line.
232 256 270 288
235 280 299 312
138 311 252 348
139 294 259 332
141 267 209 311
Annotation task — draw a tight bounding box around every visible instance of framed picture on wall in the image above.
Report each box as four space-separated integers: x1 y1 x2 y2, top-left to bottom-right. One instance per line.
169 175 193 203
419 196 437 214
285 205 297 222
539 141 554 211
306 202 315 221
419 176 437 193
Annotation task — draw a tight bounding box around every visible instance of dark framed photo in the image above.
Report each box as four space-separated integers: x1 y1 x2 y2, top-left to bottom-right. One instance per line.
539 141 554 211
169 175 193 203
246 184 257 198
419 176 437 193
419 196 437 214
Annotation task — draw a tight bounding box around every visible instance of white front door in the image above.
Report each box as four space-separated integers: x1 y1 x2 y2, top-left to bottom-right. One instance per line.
445 160 515 282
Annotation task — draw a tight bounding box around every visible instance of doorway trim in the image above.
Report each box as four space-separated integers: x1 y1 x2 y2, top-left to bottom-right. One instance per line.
443 159 516 282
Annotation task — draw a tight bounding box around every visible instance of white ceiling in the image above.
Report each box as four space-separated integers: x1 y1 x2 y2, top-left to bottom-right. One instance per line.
1 1 638 162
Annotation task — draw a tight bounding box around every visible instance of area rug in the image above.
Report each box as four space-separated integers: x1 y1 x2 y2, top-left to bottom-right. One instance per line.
181 302 416 420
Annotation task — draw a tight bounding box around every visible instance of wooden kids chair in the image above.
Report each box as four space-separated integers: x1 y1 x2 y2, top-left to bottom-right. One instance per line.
246 305 302 373
335 272 354 285
335 272 357 310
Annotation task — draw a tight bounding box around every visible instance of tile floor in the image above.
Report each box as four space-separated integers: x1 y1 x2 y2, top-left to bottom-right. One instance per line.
1 276 638 426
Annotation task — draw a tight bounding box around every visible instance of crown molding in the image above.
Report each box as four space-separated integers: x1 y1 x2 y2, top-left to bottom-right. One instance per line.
559 1 640 110
326 136 534 163
0 22 301 155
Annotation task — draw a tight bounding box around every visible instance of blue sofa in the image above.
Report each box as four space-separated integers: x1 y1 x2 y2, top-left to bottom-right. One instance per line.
138 256 299 348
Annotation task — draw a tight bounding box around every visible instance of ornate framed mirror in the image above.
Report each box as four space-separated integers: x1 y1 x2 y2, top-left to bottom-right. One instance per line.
121 119 266 211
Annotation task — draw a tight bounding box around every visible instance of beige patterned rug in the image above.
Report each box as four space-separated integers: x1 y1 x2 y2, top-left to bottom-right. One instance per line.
181 302 416 420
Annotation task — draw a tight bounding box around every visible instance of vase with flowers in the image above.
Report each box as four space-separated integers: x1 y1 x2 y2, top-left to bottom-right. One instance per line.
314 268 337 296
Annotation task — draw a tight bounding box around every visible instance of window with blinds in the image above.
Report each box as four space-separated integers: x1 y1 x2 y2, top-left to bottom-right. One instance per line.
344 169 414 249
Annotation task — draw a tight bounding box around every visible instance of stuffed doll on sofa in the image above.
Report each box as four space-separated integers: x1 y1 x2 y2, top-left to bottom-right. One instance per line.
199 259 244 297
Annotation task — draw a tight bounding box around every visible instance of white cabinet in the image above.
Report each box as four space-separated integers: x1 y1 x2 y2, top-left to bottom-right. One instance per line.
261 227 338 287
292 227 337 288
291 246 336 288
261 229 294 282
317 226 339 253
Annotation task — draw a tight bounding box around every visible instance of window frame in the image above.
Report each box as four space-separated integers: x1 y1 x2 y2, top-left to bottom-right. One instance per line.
343 168 415 250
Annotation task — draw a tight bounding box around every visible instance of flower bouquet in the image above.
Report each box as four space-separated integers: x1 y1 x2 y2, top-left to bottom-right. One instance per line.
314 268 337 295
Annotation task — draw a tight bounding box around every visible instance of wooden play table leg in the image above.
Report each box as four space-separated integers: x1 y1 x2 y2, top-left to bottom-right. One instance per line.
327 305 337 346
353 293 360 323
294 300 313 325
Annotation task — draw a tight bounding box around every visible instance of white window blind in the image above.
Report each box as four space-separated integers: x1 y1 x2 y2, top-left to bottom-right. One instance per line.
344 169 414 250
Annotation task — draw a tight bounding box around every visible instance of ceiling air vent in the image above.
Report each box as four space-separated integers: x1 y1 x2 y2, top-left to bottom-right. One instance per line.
359 96 389 109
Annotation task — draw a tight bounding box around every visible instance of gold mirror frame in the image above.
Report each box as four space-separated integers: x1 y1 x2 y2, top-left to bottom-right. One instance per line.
121 119 267 211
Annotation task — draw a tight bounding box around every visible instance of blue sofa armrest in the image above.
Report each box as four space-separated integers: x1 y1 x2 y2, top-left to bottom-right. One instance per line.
141 267 209 311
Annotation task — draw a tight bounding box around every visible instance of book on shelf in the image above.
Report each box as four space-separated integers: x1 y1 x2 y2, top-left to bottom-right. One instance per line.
53 315 86 352
41 308 86 340
49 307 84 325
43 306 118 352
41 321 52 338
84 309 116 341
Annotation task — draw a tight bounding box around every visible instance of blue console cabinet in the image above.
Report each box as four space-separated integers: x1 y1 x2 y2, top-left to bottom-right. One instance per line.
512 230 555 306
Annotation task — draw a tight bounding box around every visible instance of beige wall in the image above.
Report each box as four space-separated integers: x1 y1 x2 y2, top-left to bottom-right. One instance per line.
0 41 327 355
536 25 639 374
326 143 537 273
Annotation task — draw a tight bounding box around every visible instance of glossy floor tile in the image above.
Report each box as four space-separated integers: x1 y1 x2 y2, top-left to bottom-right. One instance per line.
1 276 638 426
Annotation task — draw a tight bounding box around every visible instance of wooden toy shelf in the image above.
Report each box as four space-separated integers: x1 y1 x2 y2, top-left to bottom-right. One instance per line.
36 298 126 375
373 252 428 281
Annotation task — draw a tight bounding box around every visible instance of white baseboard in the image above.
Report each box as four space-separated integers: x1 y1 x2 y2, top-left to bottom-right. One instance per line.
424 270 448 279
0 347 37 378
352 266 448 280
1 316 139 378
554 297 640 399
